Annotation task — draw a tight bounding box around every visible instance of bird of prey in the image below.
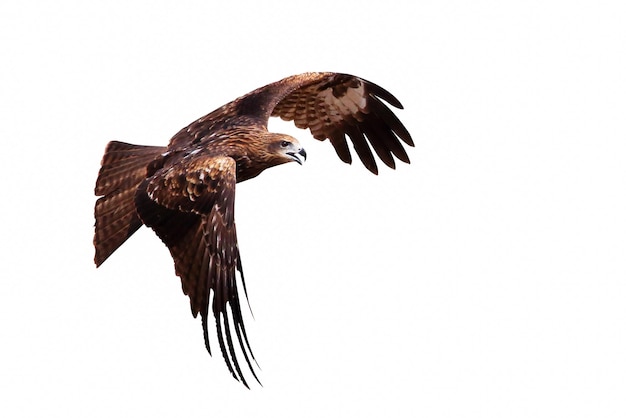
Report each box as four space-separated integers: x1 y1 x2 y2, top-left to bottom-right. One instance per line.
93 72 413 387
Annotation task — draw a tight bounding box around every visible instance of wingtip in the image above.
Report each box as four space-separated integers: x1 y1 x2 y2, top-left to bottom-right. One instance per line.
201 313 213 356
363 78 405 109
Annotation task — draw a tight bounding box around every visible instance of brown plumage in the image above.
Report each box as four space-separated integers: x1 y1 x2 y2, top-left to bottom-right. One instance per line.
93 72 413 387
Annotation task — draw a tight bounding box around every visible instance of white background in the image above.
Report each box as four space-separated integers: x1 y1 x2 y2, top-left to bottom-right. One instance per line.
1 1 625 417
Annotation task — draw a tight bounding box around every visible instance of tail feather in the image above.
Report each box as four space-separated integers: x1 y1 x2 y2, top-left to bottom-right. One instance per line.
94 141 167 266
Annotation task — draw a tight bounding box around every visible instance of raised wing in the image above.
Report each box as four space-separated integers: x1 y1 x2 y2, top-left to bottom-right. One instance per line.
134 154 258 387
167 72 413 174
270 73 414 174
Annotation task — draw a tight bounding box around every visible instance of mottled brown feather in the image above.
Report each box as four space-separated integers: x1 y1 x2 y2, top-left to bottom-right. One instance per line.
269 73 413 173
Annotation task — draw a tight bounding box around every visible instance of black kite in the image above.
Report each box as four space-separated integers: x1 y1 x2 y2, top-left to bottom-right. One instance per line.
94 72 413 387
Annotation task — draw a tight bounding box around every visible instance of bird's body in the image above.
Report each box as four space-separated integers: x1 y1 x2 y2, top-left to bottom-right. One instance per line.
94 72 413 387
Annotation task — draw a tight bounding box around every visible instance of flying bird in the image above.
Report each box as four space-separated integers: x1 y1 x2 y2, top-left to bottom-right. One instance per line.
93 72 413 387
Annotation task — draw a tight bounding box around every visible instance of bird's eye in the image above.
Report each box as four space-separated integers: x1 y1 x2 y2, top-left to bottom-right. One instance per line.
280 140 290 148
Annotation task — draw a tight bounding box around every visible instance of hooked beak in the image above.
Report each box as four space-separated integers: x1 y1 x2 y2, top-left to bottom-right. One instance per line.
287 148 307 165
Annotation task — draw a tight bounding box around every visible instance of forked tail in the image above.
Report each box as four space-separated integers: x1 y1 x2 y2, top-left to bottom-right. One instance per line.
94 141 167 266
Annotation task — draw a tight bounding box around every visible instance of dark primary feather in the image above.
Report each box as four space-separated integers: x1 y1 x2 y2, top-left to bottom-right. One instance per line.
93 72 413 387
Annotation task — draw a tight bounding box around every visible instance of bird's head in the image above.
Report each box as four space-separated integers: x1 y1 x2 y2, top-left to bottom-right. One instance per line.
267 134 307 166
